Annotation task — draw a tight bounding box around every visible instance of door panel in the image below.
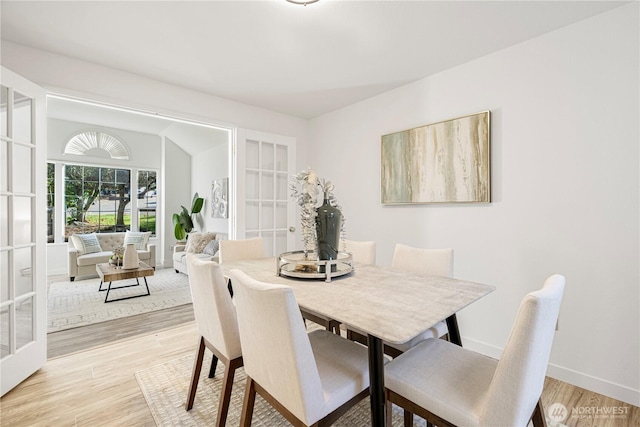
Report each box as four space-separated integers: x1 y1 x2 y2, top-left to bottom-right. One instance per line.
0 67 47 396
234 129 296 256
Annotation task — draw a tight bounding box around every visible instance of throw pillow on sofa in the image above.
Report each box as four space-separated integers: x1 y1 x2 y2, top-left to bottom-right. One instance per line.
186 232 217 254
70 233 102 255
124 231 151 250
203 239 220 256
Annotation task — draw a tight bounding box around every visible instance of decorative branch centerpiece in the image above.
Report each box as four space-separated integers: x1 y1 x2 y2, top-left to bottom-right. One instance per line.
290 168 344 268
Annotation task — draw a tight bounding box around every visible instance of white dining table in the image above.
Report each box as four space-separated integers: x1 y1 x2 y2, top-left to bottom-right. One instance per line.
220 257 495 427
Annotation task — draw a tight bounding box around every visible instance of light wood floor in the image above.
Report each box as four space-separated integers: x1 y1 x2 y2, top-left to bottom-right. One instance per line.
1 309 638 426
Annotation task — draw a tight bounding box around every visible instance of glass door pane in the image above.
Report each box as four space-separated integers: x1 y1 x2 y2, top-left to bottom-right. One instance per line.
0 68 46 397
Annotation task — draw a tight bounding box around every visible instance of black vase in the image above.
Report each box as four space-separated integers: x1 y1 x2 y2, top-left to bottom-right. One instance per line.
315 195 342 272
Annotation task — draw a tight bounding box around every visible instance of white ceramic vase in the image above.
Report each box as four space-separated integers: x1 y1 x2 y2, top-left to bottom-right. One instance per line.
122 243 139 269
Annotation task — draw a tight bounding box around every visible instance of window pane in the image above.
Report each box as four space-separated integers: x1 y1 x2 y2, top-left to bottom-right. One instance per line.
15 296 33 350
14 197 32 246
138 210 156 234
261 201 274 229
13 143 32 194
47 163 55 243
276 202 287 229
1 85 7 137
276 144 288 172
246 170 259 200
261 172 274 199
64 165 133 237
0 304 9 358
14 247 33 296
1 250 9 304
0 139 7 192
0 195 8 247
138 170 156 235
246 140 259 169
261 142 274 170
276 173 288 201
13 92 32 143
246 201 259 230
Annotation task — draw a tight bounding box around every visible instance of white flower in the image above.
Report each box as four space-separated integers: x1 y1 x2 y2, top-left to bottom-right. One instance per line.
290 168 345 253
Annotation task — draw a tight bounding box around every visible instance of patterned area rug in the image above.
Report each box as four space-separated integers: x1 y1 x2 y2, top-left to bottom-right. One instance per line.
48 268 192 332
136 352 425 427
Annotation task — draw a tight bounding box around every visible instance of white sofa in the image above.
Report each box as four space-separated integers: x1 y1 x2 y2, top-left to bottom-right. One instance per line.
173 232 226 275
68 232 156 281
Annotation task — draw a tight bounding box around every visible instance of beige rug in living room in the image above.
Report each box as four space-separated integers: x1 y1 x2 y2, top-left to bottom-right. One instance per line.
48 268 192 332
135 352 423 427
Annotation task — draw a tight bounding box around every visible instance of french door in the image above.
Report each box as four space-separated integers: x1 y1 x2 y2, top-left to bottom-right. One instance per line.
234 129 296 256
0 68 47 396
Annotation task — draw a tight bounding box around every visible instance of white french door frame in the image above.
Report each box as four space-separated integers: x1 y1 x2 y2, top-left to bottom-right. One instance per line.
233 129 297 255
1 67 47 396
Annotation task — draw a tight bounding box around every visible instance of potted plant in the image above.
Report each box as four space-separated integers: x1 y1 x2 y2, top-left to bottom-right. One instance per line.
172 193 204 241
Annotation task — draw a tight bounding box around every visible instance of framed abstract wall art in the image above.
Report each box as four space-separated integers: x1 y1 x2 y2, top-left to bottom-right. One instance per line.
381 111 490 204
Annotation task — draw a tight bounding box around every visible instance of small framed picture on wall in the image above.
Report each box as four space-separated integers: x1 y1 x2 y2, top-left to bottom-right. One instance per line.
211 178 229 218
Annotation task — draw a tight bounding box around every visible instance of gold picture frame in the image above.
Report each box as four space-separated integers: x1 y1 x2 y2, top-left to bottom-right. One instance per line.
381 111 490 204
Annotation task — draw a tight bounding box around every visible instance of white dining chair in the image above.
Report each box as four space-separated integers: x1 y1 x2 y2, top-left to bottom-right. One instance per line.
385 274 565 427
341 238 377 264
218 237 266 263
348 243 453 356
185 254 243 427
391 243 453 277
229 269 371 427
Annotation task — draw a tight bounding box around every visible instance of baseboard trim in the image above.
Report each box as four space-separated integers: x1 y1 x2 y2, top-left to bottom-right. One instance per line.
462 336 640 407
47 268 68 276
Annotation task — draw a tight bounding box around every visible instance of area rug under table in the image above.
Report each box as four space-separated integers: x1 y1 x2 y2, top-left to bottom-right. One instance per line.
135 352 424 427
48 268 192 332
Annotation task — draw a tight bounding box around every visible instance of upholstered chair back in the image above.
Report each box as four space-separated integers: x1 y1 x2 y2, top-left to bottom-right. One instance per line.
481 274 565 426
391 244 453 277
186 254 242 360
341 239 376 264
230 269 325 425
219 237 266 263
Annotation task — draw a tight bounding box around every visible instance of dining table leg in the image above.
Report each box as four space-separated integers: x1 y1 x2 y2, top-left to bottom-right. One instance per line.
367 334 386 427
446 313 462 346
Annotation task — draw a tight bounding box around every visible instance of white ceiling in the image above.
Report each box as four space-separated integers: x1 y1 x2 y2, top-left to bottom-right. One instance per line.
1 0 627 121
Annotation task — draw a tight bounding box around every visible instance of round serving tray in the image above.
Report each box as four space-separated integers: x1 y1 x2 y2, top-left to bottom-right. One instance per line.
278 251 353 282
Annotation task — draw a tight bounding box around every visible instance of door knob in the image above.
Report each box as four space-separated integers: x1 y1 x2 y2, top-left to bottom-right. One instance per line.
289 226 296 232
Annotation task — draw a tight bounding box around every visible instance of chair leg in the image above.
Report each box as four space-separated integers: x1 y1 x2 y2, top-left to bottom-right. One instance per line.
531 398 548 427
386 398 394 426
216 358 241 427
240 377 257 427
332 322 342 335
185 336 206 410
208 354 219 378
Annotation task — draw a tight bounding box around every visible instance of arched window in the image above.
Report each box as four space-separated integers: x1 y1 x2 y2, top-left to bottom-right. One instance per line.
63 130 129 160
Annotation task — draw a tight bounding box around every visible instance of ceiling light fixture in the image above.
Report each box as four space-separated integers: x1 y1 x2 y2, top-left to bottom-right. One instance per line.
286 0 319 5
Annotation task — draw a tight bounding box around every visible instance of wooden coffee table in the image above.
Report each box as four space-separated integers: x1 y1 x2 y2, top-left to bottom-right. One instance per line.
96 262 154 303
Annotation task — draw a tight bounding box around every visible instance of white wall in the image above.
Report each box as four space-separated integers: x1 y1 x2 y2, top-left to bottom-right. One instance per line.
162 137 191 266
1 41 309 172
309 4 639 405
193 143 230 236
48 118 161 168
